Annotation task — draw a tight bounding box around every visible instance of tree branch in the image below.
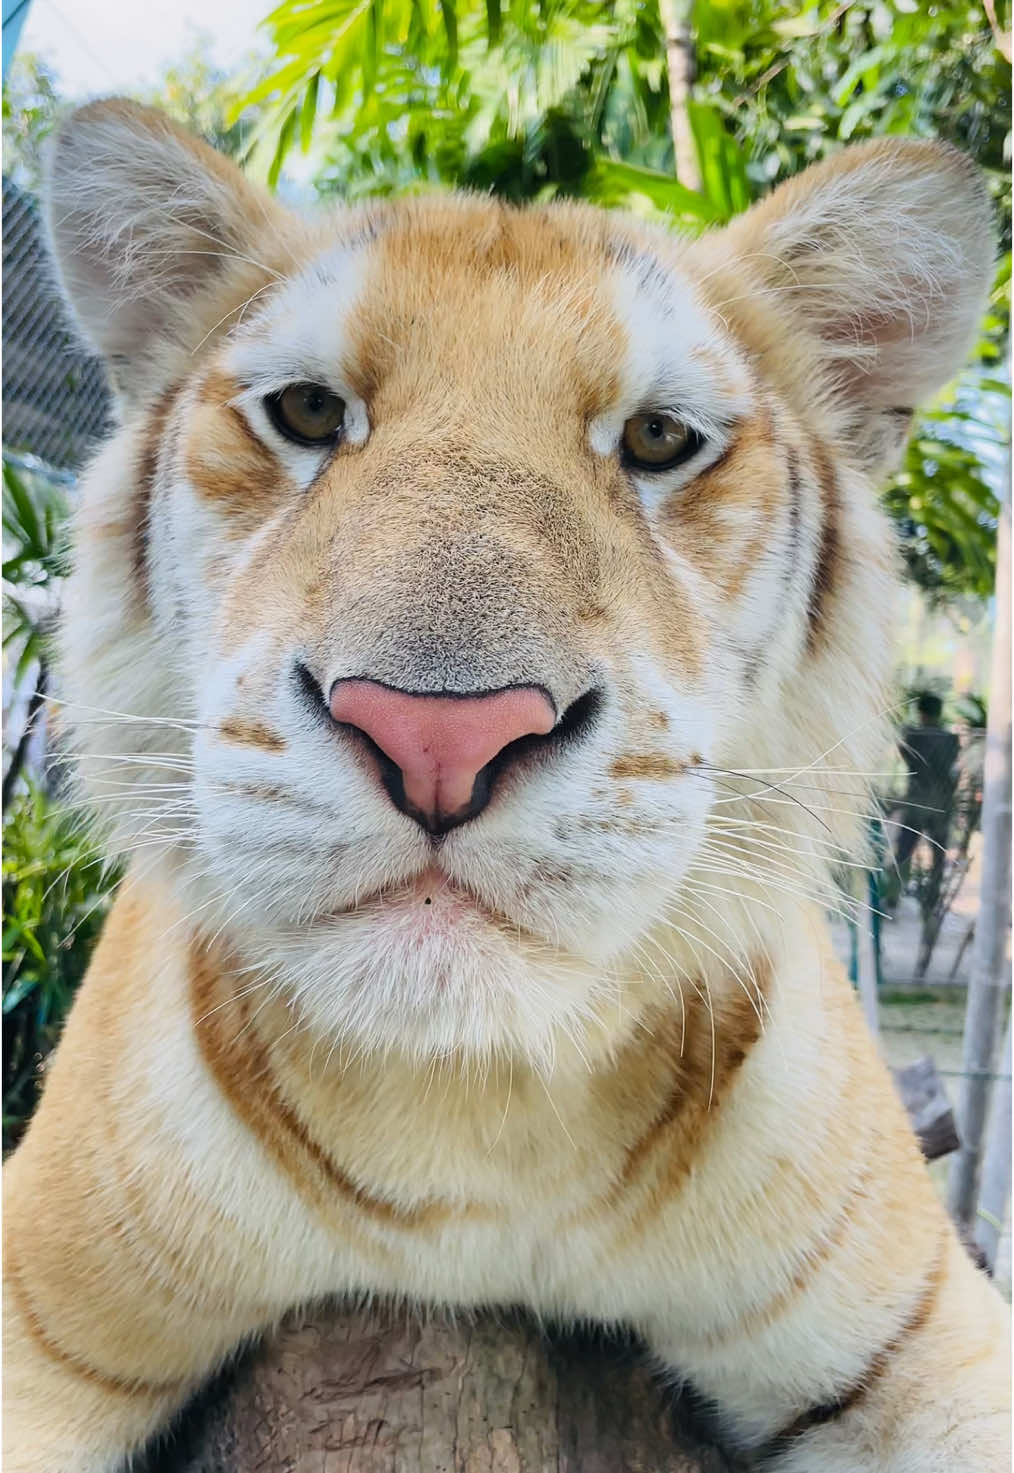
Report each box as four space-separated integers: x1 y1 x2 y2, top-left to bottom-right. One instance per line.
983 0 1012 63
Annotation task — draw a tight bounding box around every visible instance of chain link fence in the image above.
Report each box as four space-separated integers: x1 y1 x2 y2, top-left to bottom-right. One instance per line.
2 175 111 471
2 174 112 802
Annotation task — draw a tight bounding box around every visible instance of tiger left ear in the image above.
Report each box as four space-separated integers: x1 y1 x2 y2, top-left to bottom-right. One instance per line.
697 139 995 474
44 99 291 403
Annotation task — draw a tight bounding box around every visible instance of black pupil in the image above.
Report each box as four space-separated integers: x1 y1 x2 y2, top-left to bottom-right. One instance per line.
647 419 665 439
306 389 327 415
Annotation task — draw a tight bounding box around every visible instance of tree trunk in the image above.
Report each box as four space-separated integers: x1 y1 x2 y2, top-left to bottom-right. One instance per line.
657 0 701 191
948 425 1013 1232
158 1305 735 1473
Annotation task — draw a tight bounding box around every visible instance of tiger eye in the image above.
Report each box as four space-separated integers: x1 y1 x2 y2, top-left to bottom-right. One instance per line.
266 383 345 446
622 412 701 471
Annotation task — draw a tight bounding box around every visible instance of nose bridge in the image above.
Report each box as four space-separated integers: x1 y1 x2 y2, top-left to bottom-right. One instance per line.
303 453 599 702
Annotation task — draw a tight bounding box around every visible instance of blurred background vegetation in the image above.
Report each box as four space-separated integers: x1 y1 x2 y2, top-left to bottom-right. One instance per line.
2 0 1011 1146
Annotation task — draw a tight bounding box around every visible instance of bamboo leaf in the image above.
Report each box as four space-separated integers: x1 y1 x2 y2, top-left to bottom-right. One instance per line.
267 105 299 189
832 46 890 107
439 0 458 72
588 158 721 223
3 463 42 556
300 72 321 152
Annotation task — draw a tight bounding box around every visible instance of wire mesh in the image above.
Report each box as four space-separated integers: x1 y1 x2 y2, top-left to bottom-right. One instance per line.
2 175 112 471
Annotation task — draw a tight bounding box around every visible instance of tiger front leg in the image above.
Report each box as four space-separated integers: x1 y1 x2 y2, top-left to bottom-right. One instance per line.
1 885 357 1473
3 1133 265 1473
616 959 1011 1473
4 1236 216 1473
749 1230 1010 1473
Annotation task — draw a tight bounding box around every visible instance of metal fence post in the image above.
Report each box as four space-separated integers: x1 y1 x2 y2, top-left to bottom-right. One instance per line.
948 453 1012 1233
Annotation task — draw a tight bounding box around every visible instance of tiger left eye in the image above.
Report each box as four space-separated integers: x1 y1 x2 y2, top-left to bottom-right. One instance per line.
266 383 345 447
622 412 702 471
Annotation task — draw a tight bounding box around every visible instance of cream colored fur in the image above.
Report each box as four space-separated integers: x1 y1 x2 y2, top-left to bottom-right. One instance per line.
3 101 1009 1473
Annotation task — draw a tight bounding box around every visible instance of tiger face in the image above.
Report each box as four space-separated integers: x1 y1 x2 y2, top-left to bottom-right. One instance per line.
48 103 993 1065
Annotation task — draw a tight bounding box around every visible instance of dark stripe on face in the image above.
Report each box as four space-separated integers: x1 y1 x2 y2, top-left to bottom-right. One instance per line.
183 369 287 515
226 398 272 456
805 436 840 652
133 383 182 606
757 1234 947 1461
786 448 802 586
217 718 287 753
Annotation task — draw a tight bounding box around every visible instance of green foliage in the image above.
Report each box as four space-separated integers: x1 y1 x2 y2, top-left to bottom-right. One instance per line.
2 786 121 1152
240 0 716 216
2 42 263 196
141 37 266 159
953 691 988 728
695 1 1011 214
2 52 64 196
885 381 1005 602
1 460 94 1150
2 459 69 688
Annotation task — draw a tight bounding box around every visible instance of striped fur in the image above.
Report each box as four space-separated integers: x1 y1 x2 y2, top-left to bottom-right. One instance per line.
3 101 1008 1471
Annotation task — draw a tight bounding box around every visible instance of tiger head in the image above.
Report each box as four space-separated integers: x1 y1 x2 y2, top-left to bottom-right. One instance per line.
46 102 993 1067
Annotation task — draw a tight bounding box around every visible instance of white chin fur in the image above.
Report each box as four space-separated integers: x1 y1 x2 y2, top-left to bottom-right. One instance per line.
239 903 632 1073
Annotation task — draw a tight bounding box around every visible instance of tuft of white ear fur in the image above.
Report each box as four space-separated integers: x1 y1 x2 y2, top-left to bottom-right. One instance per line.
44 99 288 401
705 139 996 471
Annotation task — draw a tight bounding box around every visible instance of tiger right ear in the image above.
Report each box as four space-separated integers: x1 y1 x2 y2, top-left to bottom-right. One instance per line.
697 139 995 474
44 99 290 401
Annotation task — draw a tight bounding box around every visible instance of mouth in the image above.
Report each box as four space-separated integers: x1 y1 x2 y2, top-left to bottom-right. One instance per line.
315 864 526 936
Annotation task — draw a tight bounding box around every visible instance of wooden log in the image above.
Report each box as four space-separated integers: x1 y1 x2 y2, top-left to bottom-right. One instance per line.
893 1054 961 1162
155 1306 736 1473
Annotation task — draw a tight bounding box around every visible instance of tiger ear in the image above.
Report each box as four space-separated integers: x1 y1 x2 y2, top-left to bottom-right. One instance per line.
44 99 289 400
702 139 995 473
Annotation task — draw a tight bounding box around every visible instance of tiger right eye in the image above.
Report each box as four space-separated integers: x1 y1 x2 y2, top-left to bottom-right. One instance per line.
622 412 702 471
266 383 345 447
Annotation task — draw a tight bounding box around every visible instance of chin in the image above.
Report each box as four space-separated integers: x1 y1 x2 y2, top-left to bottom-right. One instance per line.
236 868 640 1071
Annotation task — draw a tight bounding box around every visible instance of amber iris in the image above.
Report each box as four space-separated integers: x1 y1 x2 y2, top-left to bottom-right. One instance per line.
622 412 701 471
266 383 345 446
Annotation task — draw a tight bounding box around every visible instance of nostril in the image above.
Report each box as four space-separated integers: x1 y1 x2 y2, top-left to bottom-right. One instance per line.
549 686 604 748
485 686 603 778
293 660 331 721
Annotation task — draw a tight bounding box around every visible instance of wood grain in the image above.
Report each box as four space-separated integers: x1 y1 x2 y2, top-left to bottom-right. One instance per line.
155 1306 736 1473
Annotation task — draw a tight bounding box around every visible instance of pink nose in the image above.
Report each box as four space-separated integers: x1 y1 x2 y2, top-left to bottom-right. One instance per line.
329 679 557 830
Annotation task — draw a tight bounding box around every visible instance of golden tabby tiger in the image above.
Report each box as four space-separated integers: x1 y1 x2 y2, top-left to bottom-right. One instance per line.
4 100 1009 1472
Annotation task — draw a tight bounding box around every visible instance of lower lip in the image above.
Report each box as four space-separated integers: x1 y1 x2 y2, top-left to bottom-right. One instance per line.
323 867 478 923
388 867 476 916
316 868 541 945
